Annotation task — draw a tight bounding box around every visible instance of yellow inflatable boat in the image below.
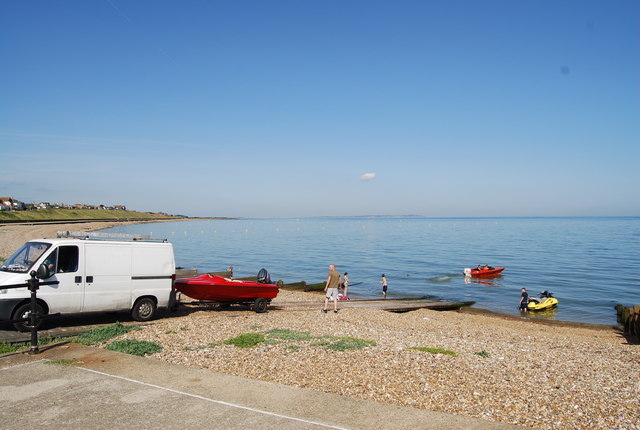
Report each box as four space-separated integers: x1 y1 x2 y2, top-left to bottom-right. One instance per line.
527 290 558 311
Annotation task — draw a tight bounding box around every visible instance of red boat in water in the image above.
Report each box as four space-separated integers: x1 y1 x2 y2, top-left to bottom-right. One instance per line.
173 269 279 313
463 266 505 278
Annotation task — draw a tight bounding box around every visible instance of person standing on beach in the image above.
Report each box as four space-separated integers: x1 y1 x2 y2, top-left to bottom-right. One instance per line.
323 264 341 313
519 288 529 311
342 272 350 298
379 274 388 298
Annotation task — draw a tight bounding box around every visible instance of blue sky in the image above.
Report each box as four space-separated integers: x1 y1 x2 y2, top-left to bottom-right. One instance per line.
1 0 638 218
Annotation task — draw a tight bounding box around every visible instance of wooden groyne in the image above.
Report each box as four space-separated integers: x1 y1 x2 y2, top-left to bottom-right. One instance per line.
271 298 475 313
615 304 640 343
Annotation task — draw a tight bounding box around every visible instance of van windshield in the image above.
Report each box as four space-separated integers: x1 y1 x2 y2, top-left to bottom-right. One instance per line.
0 242 51 273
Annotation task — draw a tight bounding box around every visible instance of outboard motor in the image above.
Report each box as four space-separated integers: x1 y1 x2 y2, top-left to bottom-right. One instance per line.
257 268 271 284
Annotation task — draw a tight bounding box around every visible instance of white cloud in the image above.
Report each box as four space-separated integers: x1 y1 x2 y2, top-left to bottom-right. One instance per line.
360 172 377 182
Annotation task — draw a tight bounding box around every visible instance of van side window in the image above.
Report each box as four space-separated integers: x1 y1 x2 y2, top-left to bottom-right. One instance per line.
57 246 79 273
43 249 58 273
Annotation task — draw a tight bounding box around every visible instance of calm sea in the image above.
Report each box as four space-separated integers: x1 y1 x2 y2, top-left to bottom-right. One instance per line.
103 217 639 326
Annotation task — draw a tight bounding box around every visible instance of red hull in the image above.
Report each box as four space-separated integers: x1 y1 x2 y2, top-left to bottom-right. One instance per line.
173 274 279 302
469 267 505 278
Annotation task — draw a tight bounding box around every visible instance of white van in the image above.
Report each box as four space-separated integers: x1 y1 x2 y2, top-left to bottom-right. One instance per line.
0 234 176 331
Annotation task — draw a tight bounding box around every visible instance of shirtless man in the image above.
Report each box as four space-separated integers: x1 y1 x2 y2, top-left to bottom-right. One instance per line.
379 274 388 298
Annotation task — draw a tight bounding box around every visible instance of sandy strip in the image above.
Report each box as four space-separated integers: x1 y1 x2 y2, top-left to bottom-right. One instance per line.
0 220 182 260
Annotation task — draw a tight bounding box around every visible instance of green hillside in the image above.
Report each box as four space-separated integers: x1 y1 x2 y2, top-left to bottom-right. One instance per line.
0 208 182 222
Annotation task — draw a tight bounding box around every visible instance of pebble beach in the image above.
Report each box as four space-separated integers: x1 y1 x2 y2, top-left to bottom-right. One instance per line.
1 222 639 429
120 291 638 430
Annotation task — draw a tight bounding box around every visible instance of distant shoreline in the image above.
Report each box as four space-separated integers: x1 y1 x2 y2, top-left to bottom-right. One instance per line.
0 217 236 225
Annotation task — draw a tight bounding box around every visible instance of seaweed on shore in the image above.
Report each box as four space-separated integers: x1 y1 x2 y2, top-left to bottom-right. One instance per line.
281 281 325 293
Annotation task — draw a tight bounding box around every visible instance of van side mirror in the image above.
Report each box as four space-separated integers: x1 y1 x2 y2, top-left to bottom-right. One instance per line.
36 264 52 279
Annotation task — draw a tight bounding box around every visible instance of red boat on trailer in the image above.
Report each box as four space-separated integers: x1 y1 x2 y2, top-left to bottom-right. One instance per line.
173 269 279 313
463 266 506 278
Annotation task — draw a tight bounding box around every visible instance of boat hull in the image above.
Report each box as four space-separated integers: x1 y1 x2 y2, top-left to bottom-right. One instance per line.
528 297 558 311
173 274 279 302
465 267 506 278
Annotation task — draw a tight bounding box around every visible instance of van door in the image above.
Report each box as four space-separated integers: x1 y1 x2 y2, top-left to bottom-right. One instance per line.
83 243 132 312
131 243 174 307
37 245 83 313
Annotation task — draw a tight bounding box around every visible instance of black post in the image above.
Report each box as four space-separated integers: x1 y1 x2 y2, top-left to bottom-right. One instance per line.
27 270 40 355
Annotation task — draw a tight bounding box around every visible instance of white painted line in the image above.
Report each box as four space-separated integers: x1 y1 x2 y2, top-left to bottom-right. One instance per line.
0 359 46 371
76 366 349 430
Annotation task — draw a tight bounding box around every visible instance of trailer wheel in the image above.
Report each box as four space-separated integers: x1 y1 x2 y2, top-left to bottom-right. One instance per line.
132 298 157 322
12 303 46 332
252 298 268 313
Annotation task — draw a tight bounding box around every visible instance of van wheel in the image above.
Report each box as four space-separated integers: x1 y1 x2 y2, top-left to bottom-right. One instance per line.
12 303 45 332
132 298 156 322
252 298 268 313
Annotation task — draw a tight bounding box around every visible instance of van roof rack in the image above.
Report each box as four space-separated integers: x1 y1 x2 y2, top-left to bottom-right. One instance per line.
57 231 167 242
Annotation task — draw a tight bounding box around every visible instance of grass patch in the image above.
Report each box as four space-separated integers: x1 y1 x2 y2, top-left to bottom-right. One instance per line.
475 350 490 358
184 342 219 351
0 341 23 354
265 329 312 341
324 336 376 351
223 333 265 348
46 359 82 366
199 329 375 352
1 337 65 354
310 340 331 347
105 339 162 356
0 208 181 222
408 346 458 356
165 330 177 334
72 322 135 345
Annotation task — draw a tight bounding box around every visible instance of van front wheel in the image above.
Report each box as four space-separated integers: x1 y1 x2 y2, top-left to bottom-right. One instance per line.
132 298 156 322
12 303 46 332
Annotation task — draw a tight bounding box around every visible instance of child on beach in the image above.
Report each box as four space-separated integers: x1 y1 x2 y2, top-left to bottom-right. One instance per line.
342 272 350 297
